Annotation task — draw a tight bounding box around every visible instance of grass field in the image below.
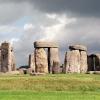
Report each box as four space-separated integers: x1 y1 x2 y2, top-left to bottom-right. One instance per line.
0 74 99 100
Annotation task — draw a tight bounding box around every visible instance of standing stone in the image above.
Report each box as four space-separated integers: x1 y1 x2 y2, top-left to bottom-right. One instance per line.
35 48 48 73
87 55 94 71
34 41 60 73
64 50 80 73
64 45 87 73
29 53 35 72
10 48 16 71
88 54 100 71
49 48 60 73
1 42 16 72
52 61 60 74
80 51 87 73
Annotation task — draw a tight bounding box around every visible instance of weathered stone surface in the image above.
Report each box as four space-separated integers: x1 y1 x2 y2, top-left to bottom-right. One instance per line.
87 55 93 71
91 54 100 58
33 41 60 73
64 44 88 73
69 45 87 51
28 53 35 72
80 51 87 73
1 42 16 72
49 48 60 73
88 54 100 71
52 61 60 74
34 41 59 48
64 50 80 73
11 50 16 71
35 48 48 73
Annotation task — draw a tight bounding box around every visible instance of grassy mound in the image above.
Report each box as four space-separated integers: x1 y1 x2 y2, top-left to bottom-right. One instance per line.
0 74 100 91
0 74 99 100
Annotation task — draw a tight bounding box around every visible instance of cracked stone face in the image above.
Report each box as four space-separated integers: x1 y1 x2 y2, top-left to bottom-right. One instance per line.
49 48 60 73
0 42 16 73
80 51 87 73
64 45 88 73
35 48 48 73
29 53 35 72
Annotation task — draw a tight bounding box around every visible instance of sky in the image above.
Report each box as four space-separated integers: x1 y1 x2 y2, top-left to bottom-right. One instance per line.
0 0 100 67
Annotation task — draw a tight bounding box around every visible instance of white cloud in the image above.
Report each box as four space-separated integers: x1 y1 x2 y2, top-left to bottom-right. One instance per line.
46 13 57 19
24 23 34 31
10 38 19 44
46 13 76 24
39 14 76 41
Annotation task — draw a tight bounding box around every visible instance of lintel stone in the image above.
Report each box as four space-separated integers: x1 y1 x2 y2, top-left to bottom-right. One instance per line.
69 45 87 51
34 41 59 48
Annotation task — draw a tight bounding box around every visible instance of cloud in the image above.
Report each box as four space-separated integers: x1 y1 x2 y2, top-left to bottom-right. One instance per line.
32 0 100 17
10 38 19 44
40 14 76 41
24 24 34 31
0 0 35 24
0 0 100 24
11 13 77 66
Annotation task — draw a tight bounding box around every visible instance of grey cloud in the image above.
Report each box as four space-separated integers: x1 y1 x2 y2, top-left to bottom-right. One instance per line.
0 0 100 24
0 1 34 24
32 0 100 17
0 0 100 17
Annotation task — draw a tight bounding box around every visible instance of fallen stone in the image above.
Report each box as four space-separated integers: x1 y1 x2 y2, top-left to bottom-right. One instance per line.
30 72 46 76
5 71 20 75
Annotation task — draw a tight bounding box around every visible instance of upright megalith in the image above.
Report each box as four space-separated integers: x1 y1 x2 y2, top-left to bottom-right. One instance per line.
88 54 100 71
64 45 88 73
28 53 35 72
35 48 48 73
52 61 60 74
64 50 80 73
33 41 60 74
80 51 87 73
49 48 60 73
1 42 16 72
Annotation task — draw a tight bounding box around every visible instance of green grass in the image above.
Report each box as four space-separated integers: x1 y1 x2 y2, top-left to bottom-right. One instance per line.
0 91 99 100
0 74 99 100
